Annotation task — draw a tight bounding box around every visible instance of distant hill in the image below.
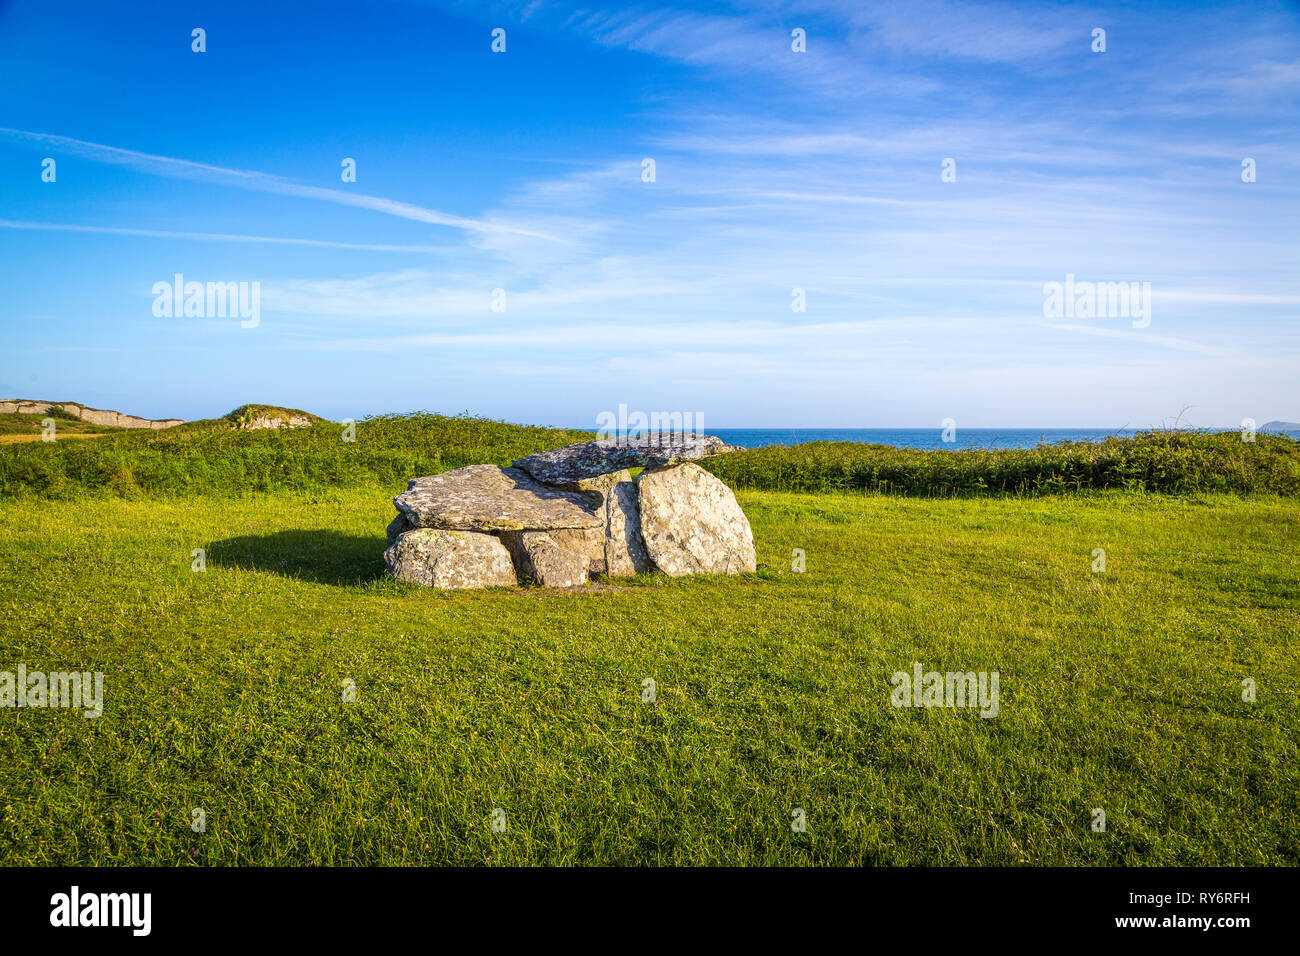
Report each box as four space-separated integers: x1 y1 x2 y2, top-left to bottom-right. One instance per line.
1 400 332 435
1260 421 1300 433
0 399 183 430
172 403 330 432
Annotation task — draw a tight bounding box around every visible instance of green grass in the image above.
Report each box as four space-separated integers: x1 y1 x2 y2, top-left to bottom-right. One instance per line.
1 487 1295 865
5 412 1296 500
0 412 595 499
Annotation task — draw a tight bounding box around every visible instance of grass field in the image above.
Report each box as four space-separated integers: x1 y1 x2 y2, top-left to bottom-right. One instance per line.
1 484 1296 865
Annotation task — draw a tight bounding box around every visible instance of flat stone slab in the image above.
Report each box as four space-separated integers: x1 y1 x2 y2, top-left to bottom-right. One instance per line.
637 463 756 576
394 464 601 532
513 434 734 485
385 528 517 589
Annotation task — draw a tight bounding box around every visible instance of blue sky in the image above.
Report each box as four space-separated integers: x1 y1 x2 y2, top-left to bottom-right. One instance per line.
0 0 1296 428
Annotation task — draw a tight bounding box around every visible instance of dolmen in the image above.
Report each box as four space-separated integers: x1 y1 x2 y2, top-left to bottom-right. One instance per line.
383 434 756 589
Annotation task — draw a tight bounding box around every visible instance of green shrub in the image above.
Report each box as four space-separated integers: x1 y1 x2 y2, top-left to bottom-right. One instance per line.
700 430 1300 497
3 416 1295 500
42 404 81 422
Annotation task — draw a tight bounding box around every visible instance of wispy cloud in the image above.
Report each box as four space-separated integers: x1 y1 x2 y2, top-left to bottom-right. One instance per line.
840 0 1082 62
0 219 448 253
0 128 558 241
1042 323 1229 355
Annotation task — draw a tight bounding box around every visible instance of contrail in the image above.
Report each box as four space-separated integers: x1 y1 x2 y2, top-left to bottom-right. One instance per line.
0 218 448 253
0 128 558 241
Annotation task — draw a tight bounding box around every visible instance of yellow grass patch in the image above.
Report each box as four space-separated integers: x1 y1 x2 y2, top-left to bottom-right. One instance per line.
0 432 107 444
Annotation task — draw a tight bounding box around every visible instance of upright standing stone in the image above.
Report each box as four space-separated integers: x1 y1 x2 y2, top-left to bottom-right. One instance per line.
604 476 652 576
636 463 756 576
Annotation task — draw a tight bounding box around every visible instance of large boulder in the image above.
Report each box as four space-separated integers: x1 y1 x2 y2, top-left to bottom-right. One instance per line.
394 464 601 533
513 434 734 485
636 463 756 576
500 531 589 588
385 528 517 589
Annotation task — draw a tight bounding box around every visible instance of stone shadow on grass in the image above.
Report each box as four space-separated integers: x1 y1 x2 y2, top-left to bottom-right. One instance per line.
207 530 387 586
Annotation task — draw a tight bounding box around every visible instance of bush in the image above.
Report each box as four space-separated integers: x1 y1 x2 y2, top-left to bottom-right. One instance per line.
3 416 1295 500
700 430 1300 497
42 405 81 422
